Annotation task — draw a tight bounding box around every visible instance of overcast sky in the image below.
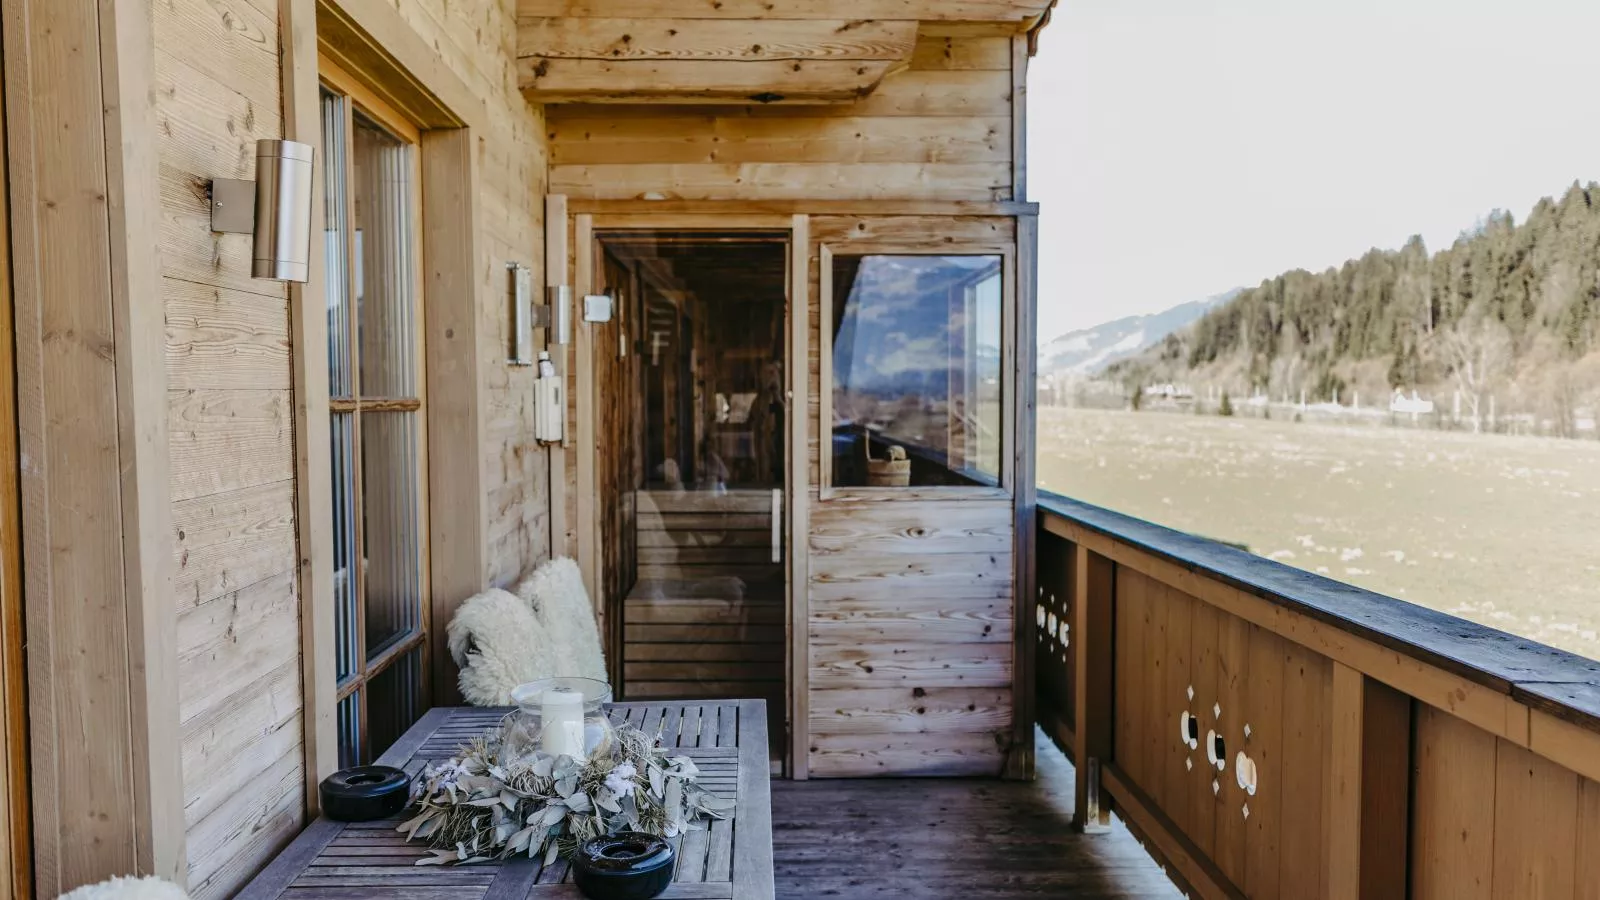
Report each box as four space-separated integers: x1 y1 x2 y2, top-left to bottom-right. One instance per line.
1028 0 1600 342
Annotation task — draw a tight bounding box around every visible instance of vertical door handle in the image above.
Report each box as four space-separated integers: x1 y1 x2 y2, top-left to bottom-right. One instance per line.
771 488 783 564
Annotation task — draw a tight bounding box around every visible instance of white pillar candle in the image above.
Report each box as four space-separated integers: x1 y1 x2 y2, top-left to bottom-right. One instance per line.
540 687 586 760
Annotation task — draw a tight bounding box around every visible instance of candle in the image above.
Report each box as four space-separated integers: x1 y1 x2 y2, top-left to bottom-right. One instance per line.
540 687 585 760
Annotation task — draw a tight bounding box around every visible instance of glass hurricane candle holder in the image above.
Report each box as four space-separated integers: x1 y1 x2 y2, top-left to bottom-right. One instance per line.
510 676 615 762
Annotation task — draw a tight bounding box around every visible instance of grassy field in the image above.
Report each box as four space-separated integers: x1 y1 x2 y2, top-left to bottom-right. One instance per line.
1038 406 1600 661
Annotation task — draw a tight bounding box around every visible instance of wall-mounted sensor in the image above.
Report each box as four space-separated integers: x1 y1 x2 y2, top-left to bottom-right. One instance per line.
209 139 315 283
583 293 613 323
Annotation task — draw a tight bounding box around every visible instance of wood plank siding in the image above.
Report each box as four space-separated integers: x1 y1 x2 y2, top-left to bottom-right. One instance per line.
153 0 550 894
547 31 1019 202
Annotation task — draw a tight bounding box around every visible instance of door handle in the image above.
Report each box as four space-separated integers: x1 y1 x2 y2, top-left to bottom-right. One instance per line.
771 488 783 564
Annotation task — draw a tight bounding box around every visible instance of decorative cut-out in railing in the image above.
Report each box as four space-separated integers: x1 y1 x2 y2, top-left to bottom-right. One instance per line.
1205 730 1227 772
1178 710 1200 750
1234 751 1258 796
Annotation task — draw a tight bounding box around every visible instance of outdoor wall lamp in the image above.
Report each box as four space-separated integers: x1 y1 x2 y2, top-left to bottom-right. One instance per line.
209 139 315 283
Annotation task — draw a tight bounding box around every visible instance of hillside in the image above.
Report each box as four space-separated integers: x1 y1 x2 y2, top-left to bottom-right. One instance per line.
1107 181 1600 432
1040 290 1237 376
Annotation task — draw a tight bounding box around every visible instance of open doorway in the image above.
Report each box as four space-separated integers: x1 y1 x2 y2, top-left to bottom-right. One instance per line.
589 230 791 764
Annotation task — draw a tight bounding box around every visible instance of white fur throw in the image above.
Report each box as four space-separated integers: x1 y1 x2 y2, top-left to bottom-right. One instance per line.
447 588 557 706
514 557 608 683
58 877 190 900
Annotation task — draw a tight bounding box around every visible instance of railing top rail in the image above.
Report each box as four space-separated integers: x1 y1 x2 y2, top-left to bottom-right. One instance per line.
1037 489 1600 735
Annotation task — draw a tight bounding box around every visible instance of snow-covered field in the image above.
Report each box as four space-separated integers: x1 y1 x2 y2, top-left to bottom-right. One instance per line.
1038 406 1600 661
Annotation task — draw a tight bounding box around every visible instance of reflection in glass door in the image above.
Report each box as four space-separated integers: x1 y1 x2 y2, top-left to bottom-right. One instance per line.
592 232 789 758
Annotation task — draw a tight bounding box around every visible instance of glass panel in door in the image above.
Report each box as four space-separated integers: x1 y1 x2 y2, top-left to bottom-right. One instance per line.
594 231 789 758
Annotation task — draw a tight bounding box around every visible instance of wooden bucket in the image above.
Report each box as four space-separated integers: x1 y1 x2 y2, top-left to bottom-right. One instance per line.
865 442 910 487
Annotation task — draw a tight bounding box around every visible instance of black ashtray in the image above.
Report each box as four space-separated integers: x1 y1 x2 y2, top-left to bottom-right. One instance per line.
319 765 411 822
573 832 675 900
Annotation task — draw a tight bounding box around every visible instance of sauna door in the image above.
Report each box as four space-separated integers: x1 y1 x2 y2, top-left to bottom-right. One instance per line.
589 230 791 759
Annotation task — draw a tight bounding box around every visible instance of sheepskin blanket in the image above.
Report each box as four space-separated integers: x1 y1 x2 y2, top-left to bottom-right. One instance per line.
59 877 190 900
514 557 608 683
447 588 557 706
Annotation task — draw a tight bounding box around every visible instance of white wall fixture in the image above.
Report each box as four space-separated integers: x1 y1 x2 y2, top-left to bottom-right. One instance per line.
210 139 315 283
534 351 564 444
583 293 614 323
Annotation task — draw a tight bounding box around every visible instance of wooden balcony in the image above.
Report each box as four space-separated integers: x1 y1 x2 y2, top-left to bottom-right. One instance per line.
1031 492 1600 899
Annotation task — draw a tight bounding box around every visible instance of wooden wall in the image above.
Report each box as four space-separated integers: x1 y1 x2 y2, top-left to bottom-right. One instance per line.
154 0 548 895
547 31 1019 202
154 1 303 893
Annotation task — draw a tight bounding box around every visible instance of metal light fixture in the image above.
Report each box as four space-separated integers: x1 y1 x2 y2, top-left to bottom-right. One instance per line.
209 139 315 283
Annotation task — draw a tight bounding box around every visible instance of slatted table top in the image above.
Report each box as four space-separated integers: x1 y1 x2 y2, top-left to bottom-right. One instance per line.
239 700 774 900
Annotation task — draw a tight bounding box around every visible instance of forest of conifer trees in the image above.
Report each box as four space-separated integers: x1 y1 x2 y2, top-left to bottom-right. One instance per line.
1110 181 1600 435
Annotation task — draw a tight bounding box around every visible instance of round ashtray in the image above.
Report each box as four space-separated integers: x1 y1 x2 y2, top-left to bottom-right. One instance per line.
319 765 411 822
572 832 675 900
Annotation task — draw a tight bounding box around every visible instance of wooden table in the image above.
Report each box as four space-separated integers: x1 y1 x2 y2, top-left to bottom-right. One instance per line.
239 700 774 899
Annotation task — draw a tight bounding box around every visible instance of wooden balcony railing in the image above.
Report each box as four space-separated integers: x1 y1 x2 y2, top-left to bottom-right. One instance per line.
1034 491 1600 899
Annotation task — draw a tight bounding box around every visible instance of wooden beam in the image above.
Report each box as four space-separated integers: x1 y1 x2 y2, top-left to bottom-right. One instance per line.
544 195 569 561
519 17 919 61
1004 214 1037 779
101 0 187 882
566 199 1042 216
281 0 340 816
574 214 598 606
1326 663 1412 900
421 127 487 707
1009 33 1027 201
521 57 908 104
788 214 811 780
1072 545 1114 829
516 0 1055 23
5 0 183 888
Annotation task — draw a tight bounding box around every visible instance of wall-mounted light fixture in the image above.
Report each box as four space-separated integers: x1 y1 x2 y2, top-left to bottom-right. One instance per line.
209 139 315 283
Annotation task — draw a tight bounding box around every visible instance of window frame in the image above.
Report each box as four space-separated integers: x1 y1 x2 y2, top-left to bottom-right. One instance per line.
320 54 432 766
818 241 1017 502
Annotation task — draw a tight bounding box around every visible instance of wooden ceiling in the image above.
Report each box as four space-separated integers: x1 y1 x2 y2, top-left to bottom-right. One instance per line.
516 1 1055 104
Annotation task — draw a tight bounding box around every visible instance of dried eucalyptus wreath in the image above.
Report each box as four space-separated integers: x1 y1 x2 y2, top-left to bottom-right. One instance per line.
398 715 733 866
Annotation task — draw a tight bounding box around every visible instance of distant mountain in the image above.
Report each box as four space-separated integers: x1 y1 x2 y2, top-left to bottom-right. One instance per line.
1041 291 1238 377
1103 181 1600 433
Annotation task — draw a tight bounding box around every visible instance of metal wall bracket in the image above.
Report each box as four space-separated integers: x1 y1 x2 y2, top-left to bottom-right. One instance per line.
209 178 255 234
549 285 573 345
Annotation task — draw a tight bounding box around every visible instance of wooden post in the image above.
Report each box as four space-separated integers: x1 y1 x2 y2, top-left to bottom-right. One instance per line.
1073 544 1115 832
1004 214 1040 780
545 194 569 561
1327 662 1411 899
5 0 185 887
281 0 341 810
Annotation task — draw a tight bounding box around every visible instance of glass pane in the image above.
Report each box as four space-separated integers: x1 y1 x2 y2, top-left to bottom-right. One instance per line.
362 410 422 660
353 112 417 399
368 648 422 762
321 89 353 399
337 690 360 770
830 254 1004 488
599 230 790 762
331 412 358 681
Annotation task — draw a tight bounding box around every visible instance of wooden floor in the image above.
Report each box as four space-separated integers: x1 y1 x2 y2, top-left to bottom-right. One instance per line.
772 730 1181 899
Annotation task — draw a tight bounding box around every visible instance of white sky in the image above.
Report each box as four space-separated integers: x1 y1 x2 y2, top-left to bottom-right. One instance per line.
1028 0 1600 342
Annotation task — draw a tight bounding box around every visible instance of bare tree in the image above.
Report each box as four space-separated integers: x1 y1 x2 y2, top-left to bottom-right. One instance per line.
1435 317 1513 432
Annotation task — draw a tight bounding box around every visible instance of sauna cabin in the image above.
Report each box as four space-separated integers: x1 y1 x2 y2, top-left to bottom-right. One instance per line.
0 0 1597 898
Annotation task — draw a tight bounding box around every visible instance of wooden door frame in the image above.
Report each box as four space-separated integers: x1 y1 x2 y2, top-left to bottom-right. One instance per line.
285 0 491 801
0 28 28 894
570 211 810 775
